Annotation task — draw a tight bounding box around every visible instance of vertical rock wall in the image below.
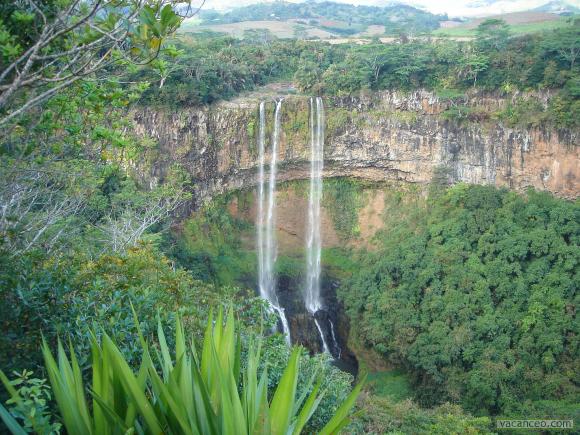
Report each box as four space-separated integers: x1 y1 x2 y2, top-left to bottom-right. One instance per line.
131 90 578 205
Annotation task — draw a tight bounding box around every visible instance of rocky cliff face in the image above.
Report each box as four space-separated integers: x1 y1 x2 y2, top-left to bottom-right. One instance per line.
132 90 578 206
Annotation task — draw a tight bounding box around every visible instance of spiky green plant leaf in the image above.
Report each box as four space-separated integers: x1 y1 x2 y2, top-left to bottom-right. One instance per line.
2 308 363 435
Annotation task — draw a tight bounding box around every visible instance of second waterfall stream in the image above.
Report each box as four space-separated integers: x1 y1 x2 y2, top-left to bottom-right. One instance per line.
305 97 340 357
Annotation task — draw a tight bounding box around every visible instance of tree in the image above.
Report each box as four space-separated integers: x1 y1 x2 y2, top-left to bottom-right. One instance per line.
294 60 323 93
0 0 200 126
321 54 372 95
476 18 510 51
96 181 189 253
339 185 579 417
458 50 489 87
542 22 580 70
0 163 85 256
0 75 183 256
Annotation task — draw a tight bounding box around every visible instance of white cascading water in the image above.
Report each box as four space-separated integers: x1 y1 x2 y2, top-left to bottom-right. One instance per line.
305 96 337 356
256 100 291 346
305 97 324 313
330 318 341 358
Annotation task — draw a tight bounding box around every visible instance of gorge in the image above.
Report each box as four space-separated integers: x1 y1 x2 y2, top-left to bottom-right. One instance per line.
131 88 578 365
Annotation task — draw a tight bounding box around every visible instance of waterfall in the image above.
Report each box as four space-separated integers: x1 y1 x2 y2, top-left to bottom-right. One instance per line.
314 317 330 354
257 102 267 301
255 97 342 355
256 100 291 346
329 319 341 359
305 97 324 313
305 97 341 357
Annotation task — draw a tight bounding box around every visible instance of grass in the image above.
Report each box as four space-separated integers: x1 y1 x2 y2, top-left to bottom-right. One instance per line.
506 18 574 34
367 370 412 402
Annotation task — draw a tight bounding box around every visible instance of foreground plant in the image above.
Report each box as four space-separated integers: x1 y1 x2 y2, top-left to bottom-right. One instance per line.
1 308 364 434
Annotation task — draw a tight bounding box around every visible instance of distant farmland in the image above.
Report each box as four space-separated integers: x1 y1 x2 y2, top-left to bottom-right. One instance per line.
433 12 572 36
180 10 576 42
181 20 336 39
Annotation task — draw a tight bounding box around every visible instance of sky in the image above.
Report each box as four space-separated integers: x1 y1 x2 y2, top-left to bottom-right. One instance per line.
196 0 580 18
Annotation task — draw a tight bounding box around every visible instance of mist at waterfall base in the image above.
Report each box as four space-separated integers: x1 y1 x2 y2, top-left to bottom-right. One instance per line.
255 97 343 363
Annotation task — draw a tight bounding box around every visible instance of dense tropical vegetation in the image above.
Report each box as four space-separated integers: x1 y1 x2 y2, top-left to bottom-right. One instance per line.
1 308 363 434
340 184 579 425
0 0 362 433
158 181 580 433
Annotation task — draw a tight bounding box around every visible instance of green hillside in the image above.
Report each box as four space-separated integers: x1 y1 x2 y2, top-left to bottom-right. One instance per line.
198 1 444 36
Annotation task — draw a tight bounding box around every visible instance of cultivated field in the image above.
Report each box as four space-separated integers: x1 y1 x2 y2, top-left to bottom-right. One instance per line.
356 25 386 37
433 11 571 36
180 9 575 42
183 20 336 39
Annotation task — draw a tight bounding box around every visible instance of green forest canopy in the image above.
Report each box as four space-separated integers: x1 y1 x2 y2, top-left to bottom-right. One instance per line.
339 184 579 419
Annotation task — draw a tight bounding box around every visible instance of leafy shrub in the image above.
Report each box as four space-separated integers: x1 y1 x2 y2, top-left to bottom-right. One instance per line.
349 394 493 434
496 97 547 127
441 105 492 123
164 195 255 286
441 105 473 122
324 107 352 139
0 243 263 377
547 85 580 129
1 370 60 434
259 336 355 432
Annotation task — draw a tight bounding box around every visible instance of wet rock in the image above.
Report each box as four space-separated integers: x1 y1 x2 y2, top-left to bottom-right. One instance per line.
275 271 358 373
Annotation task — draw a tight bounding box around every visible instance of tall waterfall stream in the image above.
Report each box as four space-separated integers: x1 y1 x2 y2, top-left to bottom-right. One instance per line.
256 100 291 345
305 97 324 315
305 97 340 357
256 97 340 358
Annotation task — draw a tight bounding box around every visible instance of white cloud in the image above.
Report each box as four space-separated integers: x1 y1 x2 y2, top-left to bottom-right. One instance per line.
405 0 570 17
